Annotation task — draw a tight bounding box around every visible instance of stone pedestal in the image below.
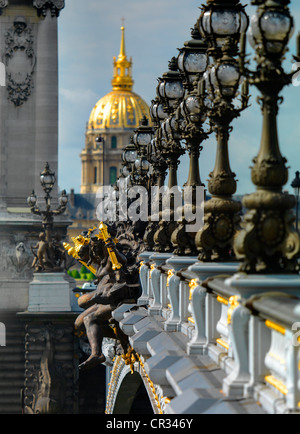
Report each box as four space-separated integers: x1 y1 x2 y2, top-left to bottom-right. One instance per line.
138 251 154 306
148 253 173 315
28 273 72 312
186 261 239 356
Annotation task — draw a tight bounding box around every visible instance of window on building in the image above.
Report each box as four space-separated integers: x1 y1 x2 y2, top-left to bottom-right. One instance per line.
94 167 98 184
111 136 117 149
110 167 117 185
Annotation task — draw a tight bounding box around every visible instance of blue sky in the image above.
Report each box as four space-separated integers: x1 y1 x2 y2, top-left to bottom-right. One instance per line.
57 0 300 196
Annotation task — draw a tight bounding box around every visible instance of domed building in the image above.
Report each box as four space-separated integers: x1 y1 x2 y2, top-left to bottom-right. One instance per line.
67 26 151 239
80 26 150 193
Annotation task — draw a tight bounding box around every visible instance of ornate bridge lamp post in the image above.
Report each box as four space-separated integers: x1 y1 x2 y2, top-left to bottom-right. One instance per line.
143 101 169 251
27 162 68 272
171 26 210 256
234 0 300 274
151 58 186 253
118 140 138 223
153 115 185 253
132 116 154 190
149 98 169 189
121 140 137 186
194 0 250 262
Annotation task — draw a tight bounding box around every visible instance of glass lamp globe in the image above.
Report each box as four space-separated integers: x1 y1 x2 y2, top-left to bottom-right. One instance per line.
157 58 185 111
59 190 68 207
123 147 137 164
134 132 152 147
178 52 207 75
40 163 56 193
27 190 37 207
249 9 294 55
158 80 184 101
209 61 240 98
122 166 130 177
165 116 181 140
177 25 208 88
148 139 158 164
133 117 154 149
141 159 150 173
150 100 168 124
199 5 248 48
185 95 201 115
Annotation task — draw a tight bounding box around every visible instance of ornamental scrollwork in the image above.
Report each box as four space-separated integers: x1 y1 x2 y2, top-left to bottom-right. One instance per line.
0 0 8 14
4 17 36 106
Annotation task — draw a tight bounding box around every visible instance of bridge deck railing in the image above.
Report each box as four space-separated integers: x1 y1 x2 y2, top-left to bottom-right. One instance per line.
137 253 300 413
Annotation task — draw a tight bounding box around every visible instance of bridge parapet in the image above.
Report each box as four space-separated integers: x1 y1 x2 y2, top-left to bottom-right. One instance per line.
105 254 300 415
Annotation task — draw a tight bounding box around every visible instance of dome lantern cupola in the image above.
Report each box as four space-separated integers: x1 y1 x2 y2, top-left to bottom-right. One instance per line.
86 26 150 131
112 26 134 91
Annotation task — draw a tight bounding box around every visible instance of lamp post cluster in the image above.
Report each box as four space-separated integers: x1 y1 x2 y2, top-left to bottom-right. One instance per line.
110 0 300 274
27 162 68 272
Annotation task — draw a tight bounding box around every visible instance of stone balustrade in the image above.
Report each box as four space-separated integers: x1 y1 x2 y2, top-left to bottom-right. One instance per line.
107 252 300 414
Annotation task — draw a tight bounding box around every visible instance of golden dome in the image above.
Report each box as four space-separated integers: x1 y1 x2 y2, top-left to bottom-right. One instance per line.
87 27 151 131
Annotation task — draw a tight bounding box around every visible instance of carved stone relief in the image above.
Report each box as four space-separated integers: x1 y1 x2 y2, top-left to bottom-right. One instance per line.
23 323 76 414
4 17 36 106
0 238 33 279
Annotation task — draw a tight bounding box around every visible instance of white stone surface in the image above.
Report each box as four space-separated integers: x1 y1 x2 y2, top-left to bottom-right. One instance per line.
28 272 71 312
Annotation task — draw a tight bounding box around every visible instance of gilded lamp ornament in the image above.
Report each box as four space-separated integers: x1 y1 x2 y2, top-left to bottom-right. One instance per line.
234 0 300 273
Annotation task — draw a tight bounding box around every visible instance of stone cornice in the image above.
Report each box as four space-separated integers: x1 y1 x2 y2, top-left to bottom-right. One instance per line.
33 0 65 17
0 1 65 17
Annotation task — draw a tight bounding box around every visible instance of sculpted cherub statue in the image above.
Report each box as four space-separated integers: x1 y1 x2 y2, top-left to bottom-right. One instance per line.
66 223 141 371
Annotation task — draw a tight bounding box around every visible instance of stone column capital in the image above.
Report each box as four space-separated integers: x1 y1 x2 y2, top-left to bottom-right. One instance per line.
33 0 65 17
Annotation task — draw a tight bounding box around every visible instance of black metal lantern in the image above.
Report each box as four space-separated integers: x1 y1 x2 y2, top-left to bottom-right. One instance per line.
133 116 154 154
156 57 185 113
208 52 241 99
59 189 68 207
150 98 168 126
121 165 131 178
122 141 138 165
198 0 249 53
27 190 37 208
177 24 209 90
135 157 150 175
164 114 182 142
249 2 294 57
148 137 159 164
40 162 56 195
180 89 206 125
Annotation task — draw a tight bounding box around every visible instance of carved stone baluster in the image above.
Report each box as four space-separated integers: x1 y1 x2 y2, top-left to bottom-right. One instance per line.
223 303 251 397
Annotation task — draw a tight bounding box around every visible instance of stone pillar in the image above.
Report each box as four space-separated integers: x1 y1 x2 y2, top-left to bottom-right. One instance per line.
0 1 73 415
18 268 78 414
34 8 59 200
0 2 64 207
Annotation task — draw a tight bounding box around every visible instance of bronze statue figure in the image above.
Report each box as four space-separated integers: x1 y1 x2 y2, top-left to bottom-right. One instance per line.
69 224 142 371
